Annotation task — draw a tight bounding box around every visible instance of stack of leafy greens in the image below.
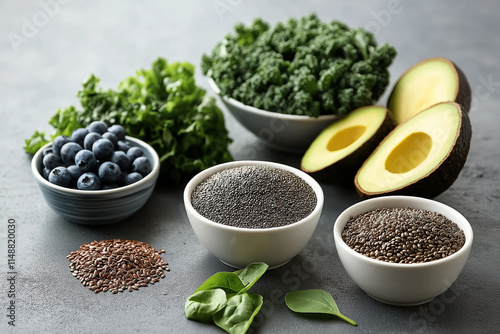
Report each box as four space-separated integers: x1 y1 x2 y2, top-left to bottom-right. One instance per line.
202 14 397 117
24 58 232 182
185 263 357 333
185 263 268 334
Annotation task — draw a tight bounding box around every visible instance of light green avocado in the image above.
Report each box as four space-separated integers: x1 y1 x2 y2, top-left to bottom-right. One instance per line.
355 101 472 198
388 57 472 124
301 106 395 183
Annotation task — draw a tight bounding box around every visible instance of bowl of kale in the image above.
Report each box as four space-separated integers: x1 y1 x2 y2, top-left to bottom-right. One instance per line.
202 14 397 152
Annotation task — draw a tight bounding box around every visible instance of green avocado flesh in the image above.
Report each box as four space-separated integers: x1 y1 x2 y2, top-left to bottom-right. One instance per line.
355 102 472 198
301 106 395 182
388 57 471 125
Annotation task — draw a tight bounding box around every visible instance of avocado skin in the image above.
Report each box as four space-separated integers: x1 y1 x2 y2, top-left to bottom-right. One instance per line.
453 61 472 113
304 108 395 185
355 102 472 199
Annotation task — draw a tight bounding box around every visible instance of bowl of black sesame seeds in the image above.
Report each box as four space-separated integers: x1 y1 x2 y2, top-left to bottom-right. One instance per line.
183 160 324 269
333 195 473 306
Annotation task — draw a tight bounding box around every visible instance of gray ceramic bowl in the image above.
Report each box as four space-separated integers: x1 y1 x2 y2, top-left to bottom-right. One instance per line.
31 136 160 225
207 78 338 153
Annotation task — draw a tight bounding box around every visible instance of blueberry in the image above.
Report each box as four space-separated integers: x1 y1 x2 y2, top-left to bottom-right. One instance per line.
86 121 108 135
107 124 126 141
75 150 97 172
92 138 114 161
41 168 51 180
60 142 83 165
117 140 131 152
127 146 144 163
131 157 152 176
77 172 102 190
123 172 143 185
48 166 73 188
110 151 130 171
42 147 54 157
42 153 63 170
98 161 121 184
70 128 89 146
67 164 83 181
102 184 119 190
102 132 118 149
83 132 102 150
52 135 69 155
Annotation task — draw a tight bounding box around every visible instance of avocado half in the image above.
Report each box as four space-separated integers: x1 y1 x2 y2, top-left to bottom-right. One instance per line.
301 106 395 183
355 101 472 199
388 57 472 124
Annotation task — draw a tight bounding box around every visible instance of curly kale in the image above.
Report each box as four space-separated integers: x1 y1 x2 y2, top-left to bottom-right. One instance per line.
202 14 397 117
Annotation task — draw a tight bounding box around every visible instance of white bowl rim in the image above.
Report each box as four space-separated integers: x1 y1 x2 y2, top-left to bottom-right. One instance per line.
31 135 160 196
333 195 473 268
184 160 324 233
207 77 339 122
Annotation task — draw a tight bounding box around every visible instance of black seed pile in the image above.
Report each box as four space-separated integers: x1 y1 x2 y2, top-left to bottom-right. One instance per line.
67 239 170 293
191 165 317 229
342 208 465 264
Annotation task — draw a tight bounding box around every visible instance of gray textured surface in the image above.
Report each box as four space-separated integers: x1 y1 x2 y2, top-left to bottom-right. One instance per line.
1 1 499 333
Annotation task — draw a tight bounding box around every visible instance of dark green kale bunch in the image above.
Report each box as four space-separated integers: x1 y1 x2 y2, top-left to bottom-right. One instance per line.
202 14 397 117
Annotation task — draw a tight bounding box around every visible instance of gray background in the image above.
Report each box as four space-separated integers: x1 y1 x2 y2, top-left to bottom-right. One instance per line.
1 1 499 333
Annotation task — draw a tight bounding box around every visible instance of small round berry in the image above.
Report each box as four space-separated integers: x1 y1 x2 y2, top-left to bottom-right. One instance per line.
77 172 102 190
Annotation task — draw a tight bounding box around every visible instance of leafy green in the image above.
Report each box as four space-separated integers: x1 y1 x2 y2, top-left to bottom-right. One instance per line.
285 289 357 326
185 289 228 322
213 293 263 334
194 272 245 294
202 13 397 117
24 58 232 182
234 262 268 294
185 262 268 334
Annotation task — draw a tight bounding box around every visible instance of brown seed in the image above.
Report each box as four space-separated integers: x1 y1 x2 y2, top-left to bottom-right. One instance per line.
67 239 170 293
342 208 465 264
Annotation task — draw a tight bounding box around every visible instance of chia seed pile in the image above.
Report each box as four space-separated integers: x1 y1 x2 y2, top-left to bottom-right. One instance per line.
191 165 317 229
67 239 170 293
342 208 465 264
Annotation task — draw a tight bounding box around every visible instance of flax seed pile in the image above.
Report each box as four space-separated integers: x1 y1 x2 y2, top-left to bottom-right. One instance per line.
342 208 465 264
67 239 170 293
191 165 317 229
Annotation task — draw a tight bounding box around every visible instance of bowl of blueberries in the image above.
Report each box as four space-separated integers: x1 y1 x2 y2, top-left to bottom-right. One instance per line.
31 121 160 225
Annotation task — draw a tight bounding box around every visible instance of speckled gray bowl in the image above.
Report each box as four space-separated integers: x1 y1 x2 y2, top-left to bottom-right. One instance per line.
31 136 160 225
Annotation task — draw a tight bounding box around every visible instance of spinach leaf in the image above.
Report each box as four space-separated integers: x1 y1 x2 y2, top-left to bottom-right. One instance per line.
213 293 263 334
185 288 228 322
185 263 269 334
285 289 357 326
235 262 268 294
194 272 245 294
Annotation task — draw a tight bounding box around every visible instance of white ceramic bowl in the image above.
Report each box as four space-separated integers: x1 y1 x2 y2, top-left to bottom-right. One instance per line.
334 196 473 306
183 160 324 269
207 78 338 153
32 136 160 225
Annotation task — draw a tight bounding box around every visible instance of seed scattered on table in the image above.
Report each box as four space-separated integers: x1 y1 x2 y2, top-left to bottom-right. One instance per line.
67 239 170 293
191 165 317 229
342 208 465 264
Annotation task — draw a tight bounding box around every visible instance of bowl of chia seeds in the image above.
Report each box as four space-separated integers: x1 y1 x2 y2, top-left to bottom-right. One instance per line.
333 196 473 306
183 160 324 269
